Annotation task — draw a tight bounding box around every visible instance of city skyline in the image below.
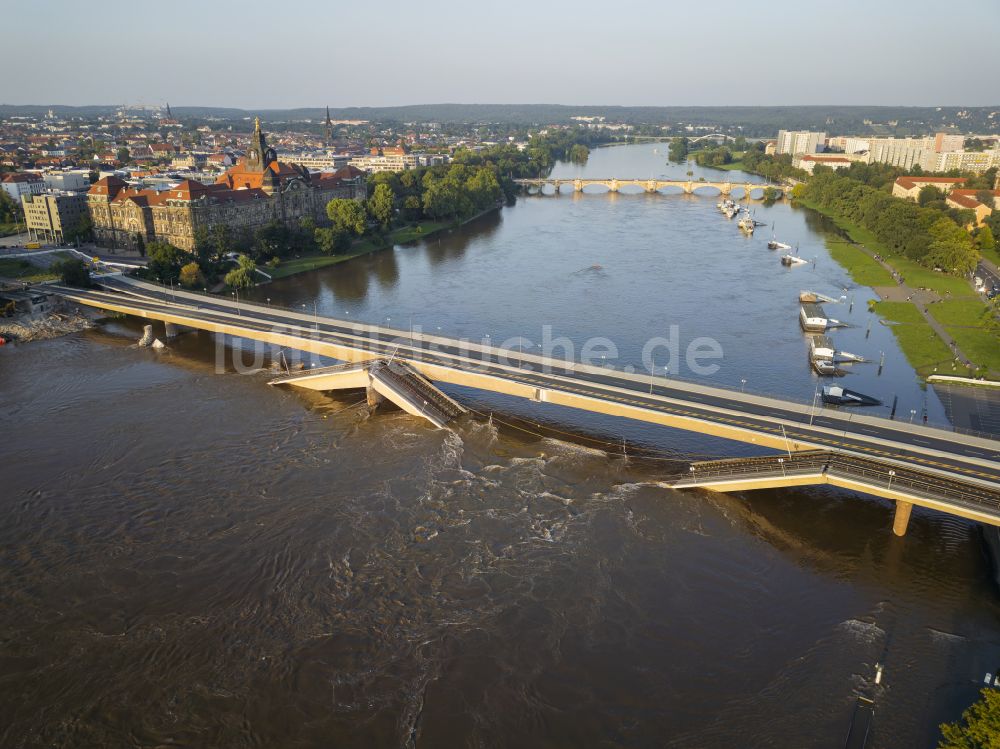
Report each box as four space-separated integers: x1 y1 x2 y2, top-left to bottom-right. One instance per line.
5 0 999 109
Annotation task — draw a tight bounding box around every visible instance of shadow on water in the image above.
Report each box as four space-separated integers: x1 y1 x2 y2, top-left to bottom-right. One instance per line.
320 256 370 303
422 209 502 266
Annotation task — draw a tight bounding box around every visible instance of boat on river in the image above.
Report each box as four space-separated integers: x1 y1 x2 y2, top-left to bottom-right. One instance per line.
718 198 739 218
768 238 792 250
821 385 881 407
799 290 841 303
782 254 808 266
738 211 755 234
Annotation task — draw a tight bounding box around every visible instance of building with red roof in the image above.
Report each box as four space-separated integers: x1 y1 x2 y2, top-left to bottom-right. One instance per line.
86 118 365 252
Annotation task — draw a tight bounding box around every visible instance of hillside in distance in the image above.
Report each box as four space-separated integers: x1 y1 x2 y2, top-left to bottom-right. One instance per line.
2 103 997 136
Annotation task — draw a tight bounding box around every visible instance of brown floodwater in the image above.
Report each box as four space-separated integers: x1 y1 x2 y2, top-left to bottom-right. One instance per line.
1 145 998 748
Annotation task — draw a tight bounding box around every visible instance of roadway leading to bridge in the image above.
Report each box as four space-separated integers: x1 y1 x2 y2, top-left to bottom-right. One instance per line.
50 277 1000 490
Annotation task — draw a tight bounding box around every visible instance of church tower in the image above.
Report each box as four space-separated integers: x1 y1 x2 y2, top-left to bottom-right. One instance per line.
245 117 276 173
324 106 333 148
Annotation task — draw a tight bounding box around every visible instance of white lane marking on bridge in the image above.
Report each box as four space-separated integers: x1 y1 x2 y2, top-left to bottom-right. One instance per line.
55 283 1000 484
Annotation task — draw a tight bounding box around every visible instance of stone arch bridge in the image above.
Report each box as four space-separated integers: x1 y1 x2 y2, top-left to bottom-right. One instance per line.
514 177 787 198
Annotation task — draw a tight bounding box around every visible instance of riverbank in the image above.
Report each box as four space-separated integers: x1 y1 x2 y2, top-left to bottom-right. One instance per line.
265 209 497 282
0 306 94 343
795 195 999 379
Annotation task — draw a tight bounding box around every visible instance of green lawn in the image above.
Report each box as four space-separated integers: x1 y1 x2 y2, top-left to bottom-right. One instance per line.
0 257 58 282
882 255 975 296
706 161 746 172
876 298 998 376
874 301 926 324
353 221 449 253
945 325 1000 373
826 241 895 287
884 320 968 377
267 254 355 279
928 298 991 327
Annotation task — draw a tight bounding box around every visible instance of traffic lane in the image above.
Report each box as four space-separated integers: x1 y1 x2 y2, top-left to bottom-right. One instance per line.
104 282 997 454
83 287 1000 478
483 366 1000 483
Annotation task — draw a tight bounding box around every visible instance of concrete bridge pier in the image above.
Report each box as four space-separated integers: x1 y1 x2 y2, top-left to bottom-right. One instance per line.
164 322 179 338
608 179 619 193
573 179 584 193
645 180 658 194
892 500 914 537
720 183 732 196
366 384 385 409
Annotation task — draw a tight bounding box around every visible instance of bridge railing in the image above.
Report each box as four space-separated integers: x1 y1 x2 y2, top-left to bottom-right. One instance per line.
668 453 1000 515
98 275 998 442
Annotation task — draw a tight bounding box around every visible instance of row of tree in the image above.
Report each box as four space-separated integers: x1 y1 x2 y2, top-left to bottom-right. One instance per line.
131 128 605 287
799 171 984 275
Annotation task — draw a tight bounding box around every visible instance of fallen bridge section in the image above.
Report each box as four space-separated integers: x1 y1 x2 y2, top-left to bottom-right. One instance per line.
661 451 1000 535
269 359 467 429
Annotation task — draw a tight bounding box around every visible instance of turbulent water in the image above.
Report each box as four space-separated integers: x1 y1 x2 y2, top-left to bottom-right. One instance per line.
2 145 999 748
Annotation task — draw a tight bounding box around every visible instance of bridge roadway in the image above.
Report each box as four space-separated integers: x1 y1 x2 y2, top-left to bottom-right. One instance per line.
49 278 1000 513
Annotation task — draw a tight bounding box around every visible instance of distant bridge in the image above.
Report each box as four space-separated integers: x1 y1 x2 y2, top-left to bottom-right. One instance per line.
514 177 786 197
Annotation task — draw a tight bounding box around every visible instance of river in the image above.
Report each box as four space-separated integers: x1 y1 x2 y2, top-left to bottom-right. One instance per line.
1 144 997 747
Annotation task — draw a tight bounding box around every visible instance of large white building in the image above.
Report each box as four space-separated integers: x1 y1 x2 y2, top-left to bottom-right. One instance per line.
349 152 419 173
919 149 1000 174
863 135 999 173
39 170 91 192
776 130 826 155
1 172 45 202
277 152 351 171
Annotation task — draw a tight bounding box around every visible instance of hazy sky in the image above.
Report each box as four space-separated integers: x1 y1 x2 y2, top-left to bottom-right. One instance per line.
6 0 998 108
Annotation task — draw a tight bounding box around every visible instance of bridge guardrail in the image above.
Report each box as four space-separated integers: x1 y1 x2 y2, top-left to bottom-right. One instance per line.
667 453 1000 514
94 275 999 443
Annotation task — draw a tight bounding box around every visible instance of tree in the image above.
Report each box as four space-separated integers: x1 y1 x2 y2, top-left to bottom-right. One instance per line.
976 190 996 208
939 688 1000 748
402 194 422 221
0 189 17 223
70 214 93 244
668 137 689 163
252 220 291 260
326 198 367 236
146 241 184 282
367 183 395 228
926 217 979 275
919 185 945 206
179 261 205 289
224 255 256 288
315 226 349 255
976 225 996 253
52 258 90 287
116 147 130 163
568 144 589 165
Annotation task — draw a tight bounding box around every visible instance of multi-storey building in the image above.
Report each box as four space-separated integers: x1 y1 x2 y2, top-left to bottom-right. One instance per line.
349 145 418 173
1 171 45 202
776 130 826 155
919 149 1000 174
87 119 366 252
20 191 88 243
